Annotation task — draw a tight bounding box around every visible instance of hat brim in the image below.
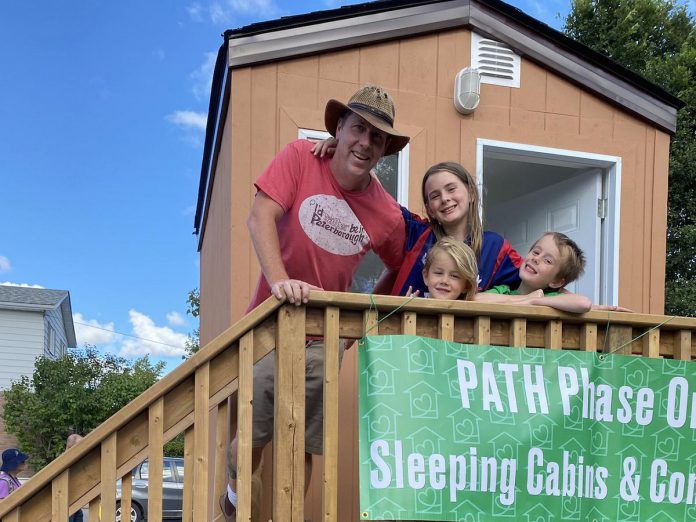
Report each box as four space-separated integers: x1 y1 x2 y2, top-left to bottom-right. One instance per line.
324 99 410 157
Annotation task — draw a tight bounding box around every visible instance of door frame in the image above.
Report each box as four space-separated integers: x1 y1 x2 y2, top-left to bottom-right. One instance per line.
476 139 622 305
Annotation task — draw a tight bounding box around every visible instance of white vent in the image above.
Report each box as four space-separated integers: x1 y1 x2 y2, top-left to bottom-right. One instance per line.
471 32 520 88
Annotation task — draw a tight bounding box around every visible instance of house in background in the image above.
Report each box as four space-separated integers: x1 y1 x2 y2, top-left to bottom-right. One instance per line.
0 285 76 450
193 0 683 518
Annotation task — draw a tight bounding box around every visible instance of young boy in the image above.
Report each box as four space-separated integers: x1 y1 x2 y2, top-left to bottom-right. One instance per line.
419 238 478 301
475 232 592 313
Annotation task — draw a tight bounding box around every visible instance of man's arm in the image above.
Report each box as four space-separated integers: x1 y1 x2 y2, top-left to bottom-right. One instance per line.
247 191 314 305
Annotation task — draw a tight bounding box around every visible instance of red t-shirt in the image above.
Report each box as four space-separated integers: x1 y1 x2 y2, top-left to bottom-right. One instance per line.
247 140 405 310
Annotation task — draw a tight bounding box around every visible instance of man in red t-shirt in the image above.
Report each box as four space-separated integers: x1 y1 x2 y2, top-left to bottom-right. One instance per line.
220 85 410 521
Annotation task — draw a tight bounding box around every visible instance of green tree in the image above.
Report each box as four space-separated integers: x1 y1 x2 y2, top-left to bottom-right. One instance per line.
3 348 164 470
565 0 696 316
183 287 200 359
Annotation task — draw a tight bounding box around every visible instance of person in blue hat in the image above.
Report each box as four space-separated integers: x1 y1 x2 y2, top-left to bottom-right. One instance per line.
0 448 28 499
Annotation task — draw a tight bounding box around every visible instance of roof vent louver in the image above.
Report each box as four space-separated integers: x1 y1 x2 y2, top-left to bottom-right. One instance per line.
471 32 520 88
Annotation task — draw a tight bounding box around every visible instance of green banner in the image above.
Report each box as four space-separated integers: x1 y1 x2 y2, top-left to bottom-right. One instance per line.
358 335 696 521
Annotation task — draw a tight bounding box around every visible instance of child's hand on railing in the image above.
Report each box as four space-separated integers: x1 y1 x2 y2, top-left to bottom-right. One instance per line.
591 304 634 312
404 286 420 298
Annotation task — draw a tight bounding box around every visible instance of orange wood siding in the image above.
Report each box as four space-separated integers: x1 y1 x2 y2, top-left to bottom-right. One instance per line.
198 27 672 520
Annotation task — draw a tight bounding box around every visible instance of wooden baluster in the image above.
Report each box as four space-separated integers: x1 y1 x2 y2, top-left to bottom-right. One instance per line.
439 313 454 342
101 432 117 522
148 398 164 522
193 364 210 521
52 470 69 521
363 308 378 338
236 332 254 522
182 427 194 522
323 306 340 522
274 305 306 522
676 330 692 361
581 323 598 352
402 312 417 335
89 498 100 522
120 470 133 522
215 399 230 522
642 328 660 358
545 320 563 350
474 317 491 345
510 318 527 348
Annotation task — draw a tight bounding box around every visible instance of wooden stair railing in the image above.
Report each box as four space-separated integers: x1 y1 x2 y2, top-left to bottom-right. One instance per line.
0 291 693 522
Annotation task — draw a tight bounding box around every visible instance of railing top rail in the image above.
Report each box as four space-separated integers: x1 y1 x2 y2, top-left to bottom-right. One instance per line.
307 291 696 330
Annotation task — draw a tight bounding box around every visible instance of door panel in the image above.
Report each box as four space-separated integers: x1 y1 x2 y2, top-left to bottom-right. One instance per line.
486 170 602 300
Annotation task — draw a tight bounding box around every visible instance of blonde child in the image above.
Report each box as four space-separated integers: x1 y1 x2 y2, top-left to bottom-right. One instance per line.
476 232 592 313
413 237 478 301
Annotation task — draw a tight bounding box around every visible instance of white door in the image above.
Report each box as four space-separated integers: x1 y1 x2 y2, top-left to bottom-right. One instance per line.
486 170 602 300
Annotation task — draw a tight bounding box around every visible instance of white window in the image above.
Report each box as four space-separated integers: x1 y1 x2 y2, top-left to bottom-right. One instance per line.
47 323 56 357
298 128 410 291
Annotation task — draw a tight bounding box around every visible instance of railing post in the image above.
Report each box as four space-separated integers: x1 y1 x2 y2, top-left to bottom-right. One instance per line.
581 323 598 352
642 328 660 358
439 314 454 342
237 332 254 522
182 426 194 522
510 318 527 347
51 470 69 521
101 432 117 522
193 364 210 521
677 330 692 361
323 306 340 522
274 305 306 522
474 317 491 345
148 398 164 522
545 320 563 350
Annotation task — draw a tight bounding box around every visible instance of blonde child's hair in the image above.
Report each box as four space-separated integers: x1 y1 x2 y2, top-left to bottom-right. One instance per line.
536 232 586 285
423 237 478 300
422 162 483 259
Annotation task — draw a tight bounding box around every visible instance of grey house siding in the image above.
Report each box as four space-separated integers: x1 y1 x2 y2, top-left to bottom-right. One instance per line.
0 309 44 390
44 307 68 358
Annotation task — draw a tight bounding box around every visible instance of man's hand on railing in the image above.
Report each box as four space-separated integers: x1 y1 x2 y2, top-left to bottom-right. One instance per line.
270 278 319 305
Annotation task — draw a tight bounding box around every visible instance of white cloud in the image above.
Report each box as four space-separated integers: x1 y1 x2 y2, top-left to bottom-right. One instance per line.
73 313 117 346
166 110 208 131
1 281 44 288
152 48 166 61
187 2 204 21
0 256 10 273
167 311 187 326
227 0 279 18
191 52 216 102
209 2 228 24
119 310 187 358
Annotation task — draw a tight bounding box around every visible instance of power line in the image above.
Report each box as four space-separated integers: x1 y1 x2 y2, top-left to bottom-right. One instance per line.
73 321 187 349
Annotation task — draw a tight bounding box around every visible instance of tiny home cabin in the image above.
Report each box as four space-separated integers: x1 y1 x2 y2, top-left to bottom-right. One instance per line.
194 0 682 519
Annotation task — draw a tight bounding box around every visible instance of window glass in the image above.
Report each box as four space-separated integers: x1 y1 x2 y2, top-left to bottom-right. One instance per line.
163 462 175 482
351 153 399 293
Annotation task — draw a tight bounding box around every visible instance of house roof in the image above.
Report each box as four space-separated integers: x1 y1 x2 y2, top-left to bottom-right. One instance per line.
0 285 77 347
194 0 684 239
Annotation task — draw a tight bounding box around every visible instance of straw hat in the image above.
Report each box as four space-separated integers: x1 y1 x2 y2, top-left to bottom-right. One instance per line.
324 85 410 156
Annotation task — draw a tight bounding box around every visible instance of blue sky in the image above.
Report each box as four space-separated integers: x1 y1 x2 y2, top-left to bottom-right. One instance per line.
0 0 572 374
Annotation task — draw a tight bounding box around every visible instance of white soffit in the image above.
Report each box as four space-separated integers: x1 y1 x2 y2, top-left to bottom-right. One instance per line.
227 0 677 133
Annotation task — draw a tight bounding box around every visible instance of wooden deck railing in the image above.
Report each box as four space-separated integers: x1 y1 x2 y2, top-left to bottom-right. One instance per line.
0 291 694 521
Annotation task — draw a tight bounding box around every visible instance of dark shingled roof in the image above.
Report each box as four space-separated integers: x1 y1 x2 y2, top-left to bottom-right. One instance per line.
0 285 77 347
0 285 69 308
